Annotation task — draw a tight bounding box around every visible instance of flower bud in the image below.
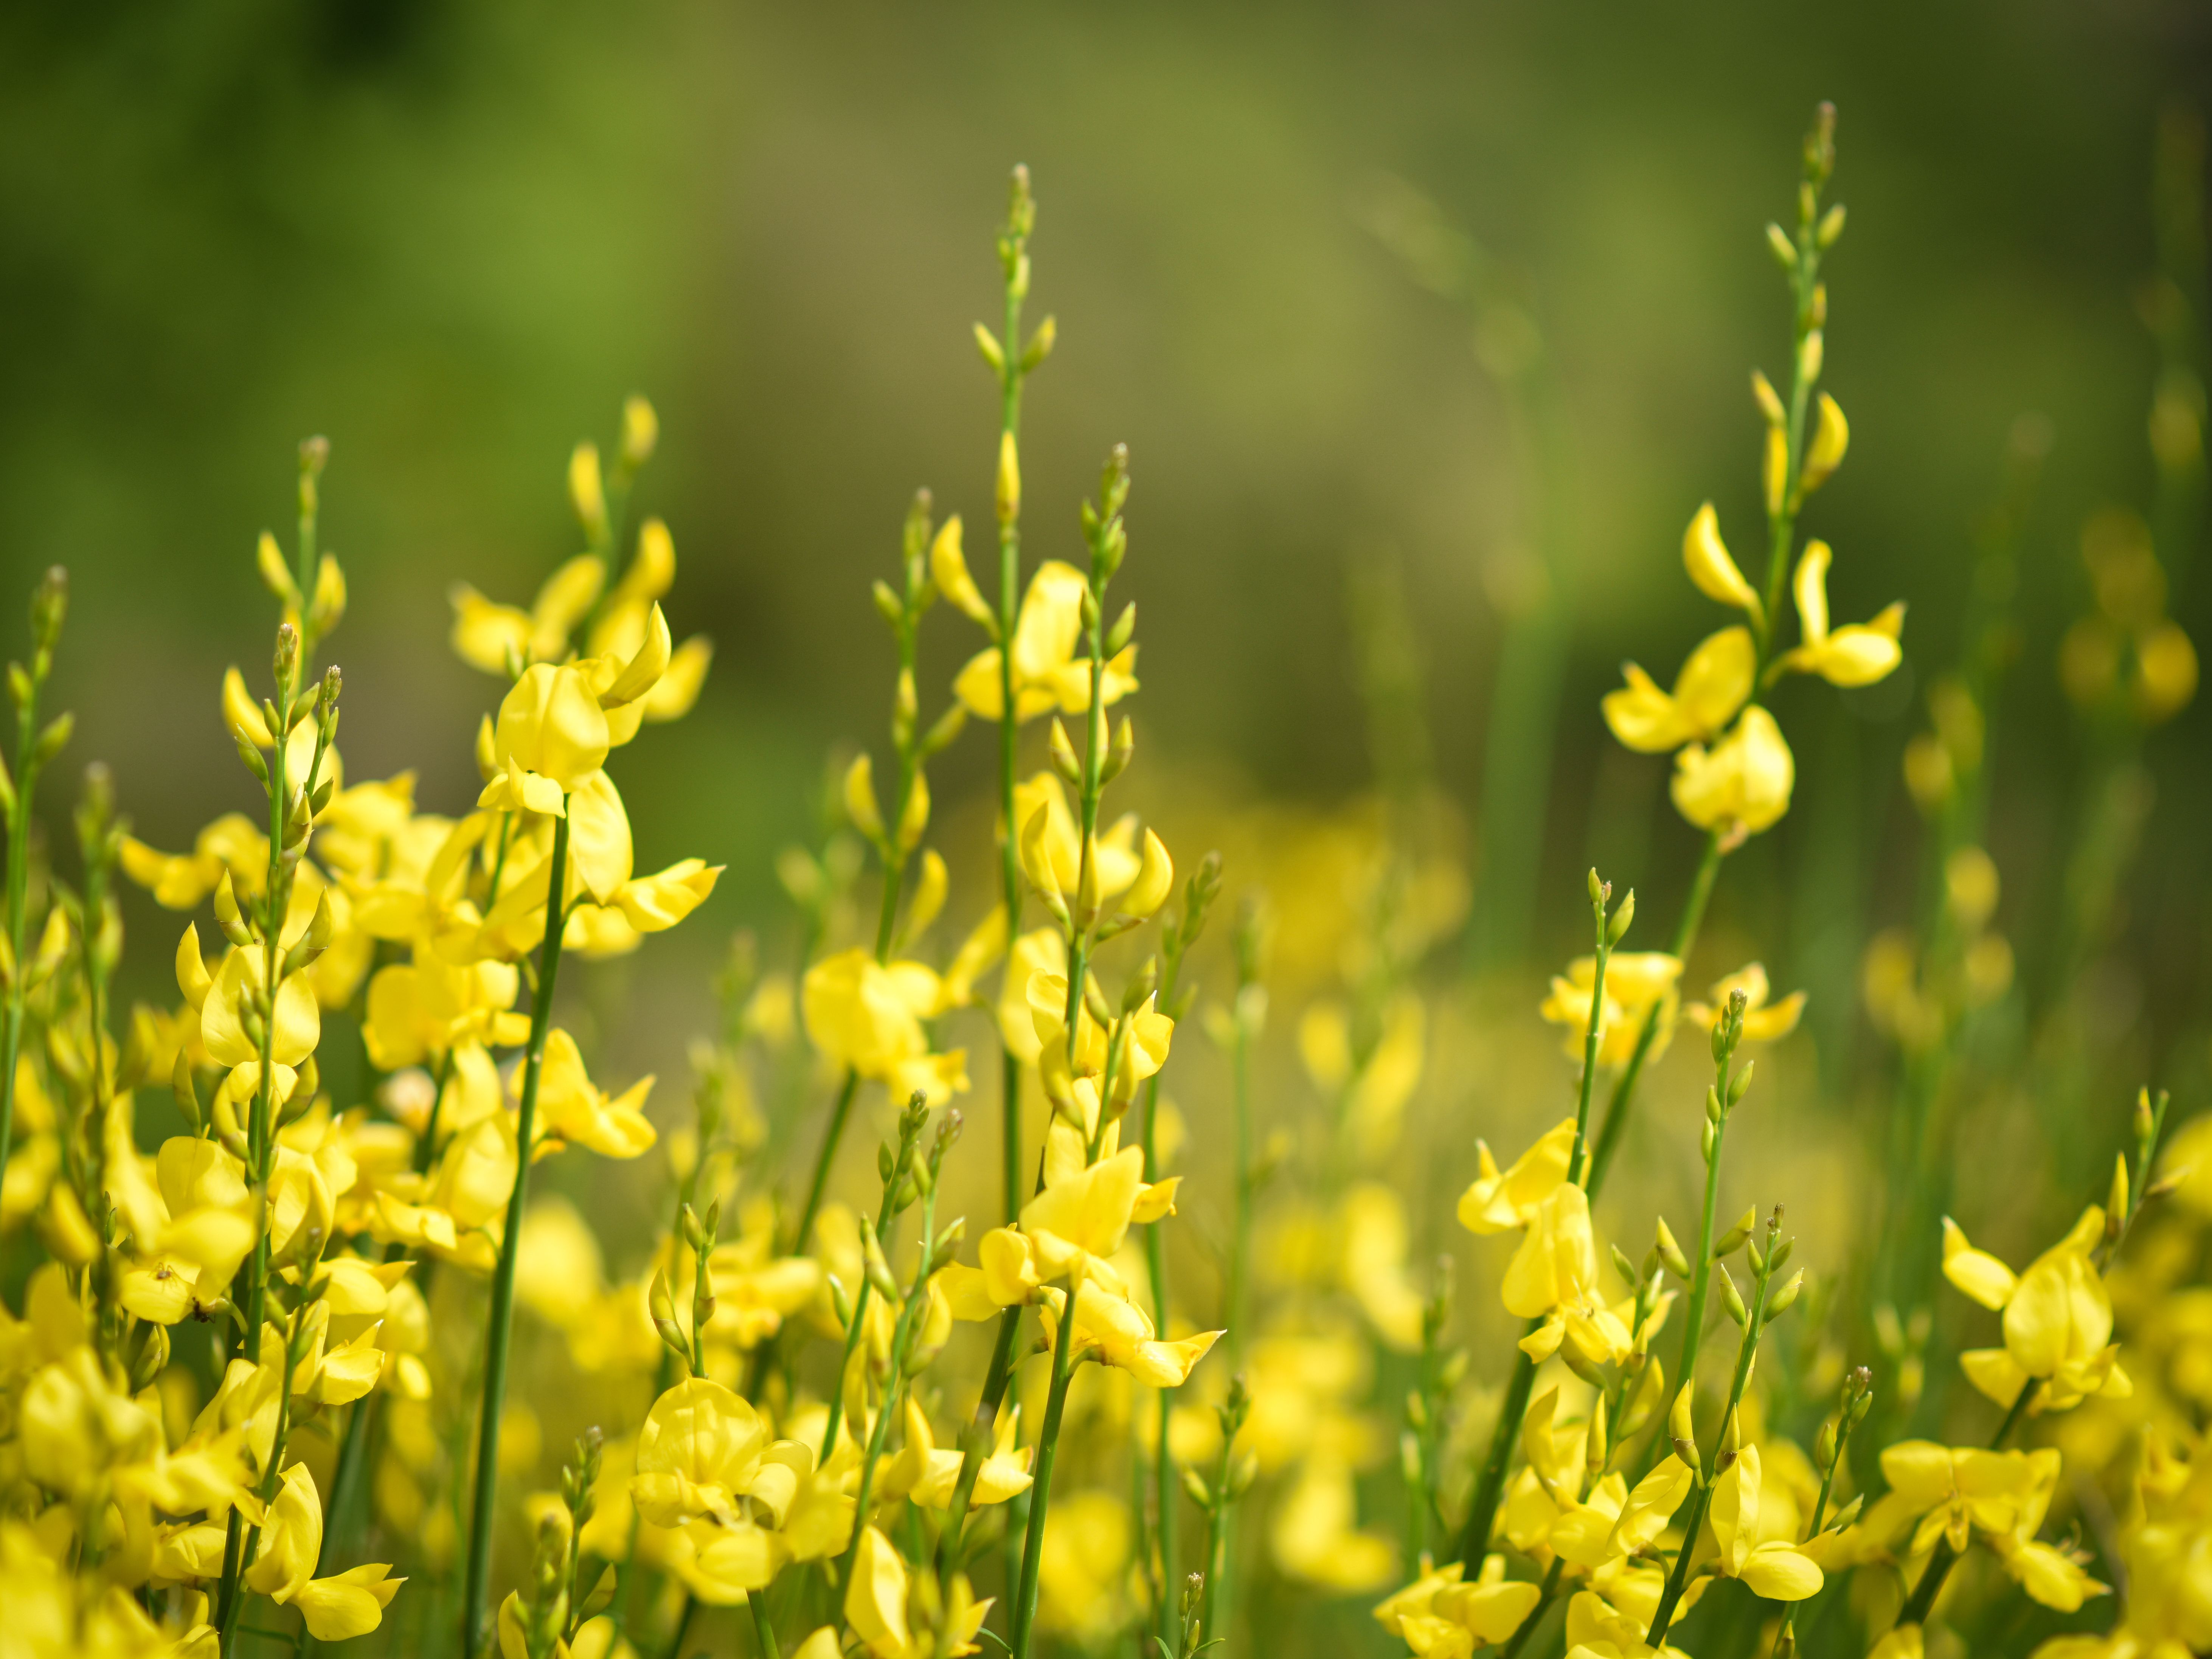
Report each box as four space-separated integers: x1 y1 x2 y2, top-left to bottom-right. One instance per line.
996 431 1021 525
1048 719 1083 787
1607 888 1636 945
1800 393 1850 493
843 753 884 843
1714 1207 1757 1258
620 396 659 469
1766 1268 1805 1318
1105 600 1136 656
273 622 300 690
2107 1155 2130 1238
31 566 68 656
1023 315 1057 370
1817 203 1846 248
1718 1268 1748 1326
1751 371 1785 426
973 323 1006 374
1766 223 1798 268
1669 1381 1695 1444
570 442 607 542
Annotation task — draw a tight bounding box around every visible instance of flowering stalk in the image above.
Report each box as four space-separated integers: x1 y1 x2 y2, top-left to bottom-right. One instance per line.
1588 105 1849 1203
1006 447 1135 1659
790 490 962 1264
1645 1204 1797 1642
835 1107 960 1595
817 1094 931 1462
1773 1366 1873 1657
1897 1088 2171 1627
1192 1377 1253 1647
0 566 68 1290
1671 987 1753 1429
1138 856 1220 1647
1454 874 1631 1566
461 803 571 1659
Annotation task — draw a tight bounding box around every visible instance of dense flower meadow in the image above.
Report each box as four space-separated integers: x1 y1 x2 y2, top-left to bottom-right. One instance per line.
1 106 2207 1659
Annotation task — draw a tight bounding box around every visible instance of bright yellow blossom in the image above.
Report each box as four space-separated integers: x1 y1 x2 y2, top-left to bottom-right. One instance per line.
1942 1207 2130 1411
951 560 1137 723
1776 540 1905 686
1682 963 1805 1044
1539 953 1683 1066
1602 627 1755 753
1670 705 1794 835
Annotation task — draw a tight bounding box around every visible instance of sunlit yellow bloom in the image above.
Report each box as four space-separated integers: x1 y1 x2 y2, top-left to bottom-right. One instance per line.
1681 963 1805 1044
529 1029 655 1159
630 1379 812 1529
703 1207 826 1352
1869 1440 2060 1563
1375 1553 1544 1656
363 955 527 1071
583 518 714 723
1504 1185 1632 1366
877 1396 1032 1509
801 948 967 1105
1708 1445 1822 1599
1683 503 1763 622
844 1524 992 1658
953 560 1137 723
1777 541 1905 686
1602 627 1755 754
477 663 611 812
1011 772 1145 910
1942 1208 2129 1411
122 813 269 909
1670 705 1794 835
450 554 605 674
1035 1272 1222 1387
244 1464 404 1639
1539 952 1683 1067
1458 1118 1574 1235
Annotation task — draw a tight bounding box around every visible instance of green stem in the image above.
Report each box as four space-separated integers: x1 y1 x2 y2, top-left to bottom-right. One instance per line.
791 1069 860 1260
935 1301 1023 1575
1645 1241 1777 1643
1673 1111 1730 1415
1500 1558 1564 1658
1585 831 1723 1200
1450 1323 1541 1566
835 1176 939 1597
462 806 573 1659
1141 1064 1176 1651
745 1589 779 1659
1009 1274 1080 1659
1568 891 1613 1186
661 1593 695 1659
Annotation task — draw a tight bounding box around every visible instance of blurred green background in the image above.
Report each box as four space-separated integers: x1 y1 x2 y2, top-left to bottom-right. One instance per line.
1 0 2207 1090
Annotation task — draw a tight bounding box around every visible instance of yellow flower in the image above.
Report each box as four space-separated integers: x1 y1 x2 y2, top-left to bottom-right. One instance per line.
477 664 611 812
362 955 528 1071
525 1029 655 1159
1503 1184 1632 1366
630 1378 810 1528
843 1524 991 1658
1708 1445 1823 1599
1682 503 1764 622
1458 1118 1574 1235
584 518 714 723
1539 953 1684 1067
1035 1270 1222 1386
1375 1554 1544 1654
876 1396 1032 1510
450 554 605 674
1602 627 1755 753
703 1208 826 1352
1941 1208 2130 1411
952 560 1138 723
1776 541 1905 686
244 1465 403 1639
800 948 967 1105
1681 964 1806 1045
1670 705 1794 835
122 813 270 909
1870 1440 2057 1559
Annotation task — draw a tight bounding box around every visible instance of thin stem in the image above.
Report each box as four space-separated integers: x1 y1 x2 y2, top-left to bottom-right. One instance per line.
462 805 573 1659
835 1171 940 1595
1645 1234 1778 1644
791 1069 860 1260
1009 1274 1081 1659
0 658 43 1293
1500 1558 1564 1659
1586 831 1723 1200
1673 1110 1730 1419
1568 883 1614 1186
935 1302 1023 1574
1450 1324 1541 1566
745 1588 779 1659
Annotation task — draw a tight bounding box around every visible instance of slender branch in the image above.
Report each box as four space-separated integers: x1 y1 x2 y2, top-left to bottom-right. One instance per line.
462 805 573 1659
